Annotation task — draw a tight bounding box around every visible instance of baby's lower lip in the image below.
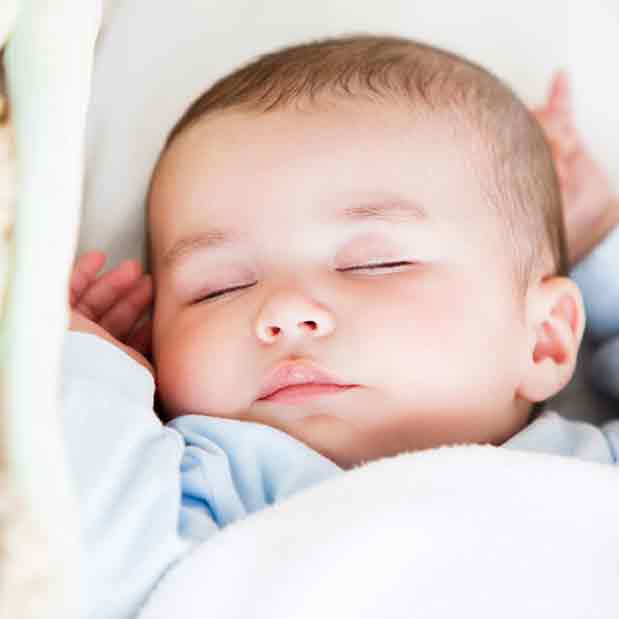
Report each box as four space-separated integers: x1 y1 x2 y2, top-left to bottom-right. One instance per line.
259 384 355 404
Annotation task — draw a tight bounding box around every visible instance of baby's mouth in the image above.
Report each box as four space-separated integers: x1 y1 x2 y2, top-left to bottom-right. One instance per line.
257 360 357 404
258 383 355 405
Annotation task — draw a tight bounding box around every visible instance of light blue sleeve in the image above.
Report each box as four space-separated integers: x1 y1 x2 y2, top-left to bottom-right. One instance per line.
569 226 619 401
570 225 619 342
602 419 619 463
61 332 193 619
503 410 619 464
168 415 341 539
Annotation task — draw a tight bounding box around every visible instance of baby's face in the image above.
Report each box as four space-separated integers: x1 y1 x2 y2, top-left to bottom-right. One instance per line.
148 99 533 468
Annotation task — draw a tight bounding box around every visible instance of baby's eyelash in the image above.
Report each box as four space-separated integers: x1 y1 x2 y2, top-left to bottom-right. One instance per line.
337 261 413 272
194 262 413 303
196 282 256 302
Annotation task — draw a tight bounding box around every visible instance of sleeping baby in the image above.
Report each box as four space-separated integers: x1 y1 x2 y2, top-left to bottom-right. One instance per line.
64 35 619 618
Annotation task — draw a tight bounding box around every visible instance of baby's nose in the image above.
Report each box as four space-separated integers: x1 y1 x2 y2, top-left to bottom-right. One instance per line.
255 292 335 344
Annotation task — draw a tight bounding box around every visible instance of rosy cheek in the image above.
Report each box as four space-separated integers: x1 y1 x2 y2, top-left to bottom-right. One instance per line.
158 312 253 416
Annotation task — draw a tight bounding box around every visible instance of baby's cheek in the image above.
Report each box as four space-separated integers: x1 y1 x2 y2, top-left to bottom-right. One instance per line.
156 318 253 418
364 291 490 395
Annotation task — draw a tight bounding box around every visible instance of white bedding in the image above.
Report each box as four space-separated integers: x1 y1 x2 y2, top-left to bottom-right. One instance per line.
140 444 619 619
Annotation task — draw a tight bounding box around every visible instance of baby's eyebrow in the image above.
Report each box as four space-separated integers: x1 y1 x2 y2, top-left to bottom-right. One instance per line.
331 199 428 225
162 229 241 271
163 198 428 272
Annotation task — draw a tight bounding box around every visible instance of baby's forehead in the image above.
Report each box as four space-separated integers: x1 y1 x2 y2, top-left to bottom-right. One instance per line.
147 101 495 265
154 97 487 186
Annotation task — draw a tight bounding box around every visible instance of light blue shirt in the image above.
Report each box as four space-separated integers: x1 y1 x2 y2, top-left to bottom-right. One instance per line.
61 228 619 619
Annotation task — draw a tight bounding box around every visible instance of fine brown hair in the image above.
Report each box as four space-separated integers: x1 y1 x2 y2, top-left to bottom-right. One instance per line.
148 34 568 299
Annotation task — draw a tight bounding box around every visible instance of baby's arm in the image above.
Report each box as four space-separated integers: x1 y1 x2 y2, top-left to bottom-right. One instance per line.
533 71 619 341
62 330 191 619
66 252 194 617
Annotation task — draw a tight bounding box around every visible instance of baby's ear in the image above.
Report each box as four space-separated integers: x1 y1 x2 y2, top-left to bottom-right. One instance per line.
516 276 586 403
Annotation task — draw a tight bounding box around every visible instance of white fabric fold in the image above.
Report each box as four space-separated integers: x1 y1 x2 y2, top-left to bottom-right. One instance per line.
140 444 619 619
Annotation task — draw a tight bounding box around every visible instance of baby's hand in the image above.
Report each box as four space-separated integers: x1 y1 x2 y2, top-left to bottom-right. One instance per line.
69 250 154 375
532 70 619 266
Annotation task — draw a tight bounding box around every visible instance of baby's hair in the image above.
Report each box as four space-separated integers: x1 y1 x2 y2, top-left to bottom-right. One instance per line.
148 34 568 299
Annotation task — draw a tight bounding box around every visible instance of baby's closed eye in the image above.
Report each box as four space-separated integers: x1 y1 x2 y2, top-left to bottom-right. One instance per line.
192 261 418 304
336 260 416 273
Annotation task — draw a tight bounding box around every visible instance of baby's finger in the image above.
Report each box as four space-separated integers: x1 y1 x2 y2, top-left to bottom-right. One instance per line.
75 259 143 321
98 274 153 341
70 250 106 306
548 69 571 115
537 110 582 163
128 317 153 359
547 72 583 152
535 104 572 141
533 108 564 146
555 158 567 186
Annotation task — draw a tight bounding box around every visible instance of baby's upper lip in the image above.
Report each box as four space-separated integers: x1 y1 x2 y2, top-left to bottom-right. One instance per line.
257 361 354 400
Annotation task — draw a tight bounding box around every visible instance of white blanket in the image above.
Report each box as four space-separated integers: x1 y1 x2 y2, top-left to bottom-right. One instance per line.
140 444 619 619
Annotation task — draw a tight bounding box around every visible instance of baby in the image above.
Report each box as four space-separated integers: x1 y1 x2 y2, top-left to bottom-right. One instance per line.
64 36 619 618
